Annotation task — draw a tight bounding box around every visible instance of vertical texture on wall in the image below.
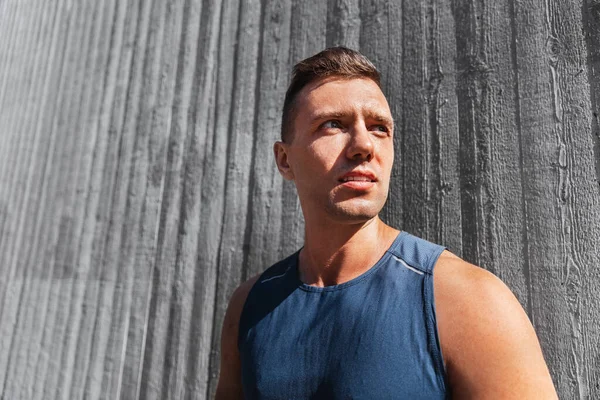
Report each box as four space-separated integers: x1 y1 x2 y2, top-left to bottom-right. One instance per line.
583 1 600 394
0 0 599 399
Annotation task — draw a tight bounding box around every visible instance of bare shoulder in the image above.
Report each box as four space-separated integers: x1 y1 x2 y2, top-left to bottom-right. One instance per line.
225 274 261 325
433 250 557 399
215 274 261 400
220 274 262 352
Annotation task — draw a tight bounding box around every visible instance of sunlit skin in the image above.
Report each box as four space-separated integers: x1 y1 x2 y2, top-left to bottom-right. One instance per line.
273 77 400 287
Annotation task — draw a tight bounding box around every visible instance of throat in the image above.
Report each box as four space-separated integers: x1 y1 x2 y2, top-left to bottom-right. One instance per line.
298 225 400 287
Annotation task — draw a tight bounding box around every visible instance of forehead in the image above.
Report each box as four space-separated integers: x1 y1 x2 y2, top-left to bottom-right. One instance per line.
295 77 390 114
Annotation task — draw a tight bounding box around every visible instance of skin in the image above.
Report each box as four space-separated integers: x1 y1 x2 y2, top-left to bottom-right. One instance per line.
215 77 558 399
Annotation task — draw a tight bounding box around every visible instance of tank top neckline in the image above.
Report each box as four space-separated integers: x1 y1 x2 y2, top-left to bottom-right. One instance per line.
292 230 407 293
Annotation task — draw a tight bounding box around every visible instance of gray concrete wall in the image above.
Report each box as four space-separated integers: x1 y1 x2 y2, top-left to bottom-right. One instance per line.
1 0 599 398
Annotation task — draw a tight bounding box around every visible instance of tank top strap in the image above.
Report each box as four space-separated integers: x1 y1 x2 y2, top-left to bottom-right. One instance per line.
387 231 447 275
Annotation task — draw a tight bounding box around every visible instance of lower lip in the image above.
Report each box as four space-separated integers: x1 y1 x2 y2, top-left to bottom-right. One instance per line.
339 181 375 190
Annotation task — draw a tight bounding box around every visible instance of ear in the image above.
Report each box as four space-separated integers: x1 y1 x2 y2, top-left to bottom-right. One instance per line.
273 141 295 181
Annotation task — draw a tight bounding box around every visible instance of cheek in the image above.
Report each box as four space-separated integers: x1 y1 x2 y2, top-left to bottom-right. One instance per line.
288 149 330 181
309 136 346 166
378 142 394 168
385 150 394 174
308 149 336 172
298 139 341 172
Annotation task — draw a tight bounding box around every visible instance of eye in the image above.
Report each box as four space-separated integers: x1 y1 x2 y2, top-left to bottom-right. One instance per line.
321 120 343 130
370 124 391 136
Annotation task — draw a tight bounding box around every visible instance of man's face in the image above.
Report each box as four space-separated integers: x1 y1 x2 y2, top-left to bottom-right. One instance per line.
275 77 394 224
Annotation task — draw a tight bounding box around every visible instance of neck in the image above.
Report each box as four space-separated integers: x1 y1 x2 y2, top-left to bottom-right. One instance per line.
299 215 399 287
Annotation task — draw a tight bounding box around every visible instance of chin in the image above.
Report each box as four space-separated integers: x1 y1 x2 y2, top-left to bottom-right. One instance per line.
325 200 383 224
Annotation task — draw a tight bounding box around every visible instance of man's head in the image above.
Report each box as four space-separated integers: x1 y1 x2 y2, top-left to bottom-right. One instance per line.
274 47 394 226
281 46 381 143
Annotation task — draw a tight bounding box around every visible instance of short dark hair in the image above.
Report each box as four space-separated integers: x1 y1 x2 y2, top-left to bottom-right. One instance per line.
280 46 381 142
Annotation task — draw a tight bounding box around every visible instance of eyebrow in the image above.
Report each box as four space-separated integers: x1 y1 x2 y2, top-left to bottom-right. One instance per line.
308 111 394 127
363 111 394 127
308 111 345 124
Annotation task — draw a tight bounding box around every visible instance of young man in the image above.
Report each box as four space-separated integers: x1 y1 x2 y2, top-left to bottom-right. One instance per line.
216 47 557 399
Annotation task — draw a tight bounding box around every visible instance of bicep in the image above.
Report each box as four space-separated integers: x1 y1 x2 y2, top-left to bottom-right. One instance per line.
215 302 244 399
215 276 259 399
434 255 557 399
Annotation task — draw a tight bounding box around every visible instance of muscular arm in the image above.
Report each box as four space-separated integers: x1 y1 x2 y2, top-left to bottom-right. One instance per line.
434 251 557 399
215 275 260 400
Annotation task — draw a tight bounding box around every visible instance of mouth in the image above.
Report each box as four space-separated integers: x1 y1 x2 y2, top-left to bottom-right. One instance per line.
338 170 377 183
340 176 375 183
338 171 377 190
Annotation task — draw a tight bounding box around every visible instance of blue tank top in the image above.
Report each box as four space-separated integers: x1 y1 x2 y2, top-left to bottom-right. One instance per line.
238 231 448 399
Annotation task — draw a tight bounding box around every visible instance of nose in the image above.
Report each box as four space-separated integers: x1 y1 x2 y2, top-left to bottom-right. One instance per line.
346 123 374 162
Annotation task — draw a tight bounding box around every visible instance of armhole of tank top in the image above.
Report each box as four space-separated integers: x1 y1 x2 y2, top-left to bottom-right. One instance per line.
236 252 300 350
424 245 450 394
